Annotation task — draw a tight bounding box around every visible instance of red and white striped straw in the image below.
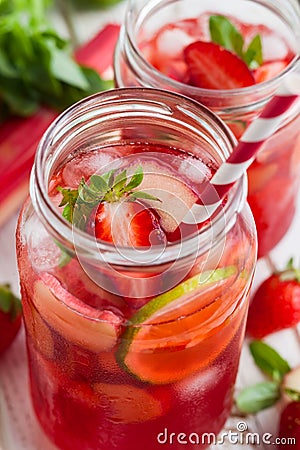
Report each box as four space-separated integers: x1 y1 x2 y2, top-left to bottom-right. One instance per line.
183 73 300 224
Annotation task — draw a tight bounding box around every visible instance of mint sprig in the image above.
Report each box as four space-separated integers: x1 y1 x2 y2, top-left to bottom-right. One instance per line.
58 165 161 226
209 15 263 69
236 341 297 415
0 0 112 119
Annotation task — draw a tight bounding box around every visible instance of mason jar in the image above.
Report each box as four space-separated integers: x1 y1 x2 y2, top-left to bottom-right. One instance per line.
17 88 257 450
114 0 300 257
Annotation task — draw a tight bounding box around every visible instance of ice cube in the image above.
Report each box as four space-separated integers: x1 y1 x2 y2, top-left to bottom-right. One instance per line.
27 217 61 270
178 157 211 185
175 366 220 398
262 34 288 60
62 150 121 187
156 28 194 57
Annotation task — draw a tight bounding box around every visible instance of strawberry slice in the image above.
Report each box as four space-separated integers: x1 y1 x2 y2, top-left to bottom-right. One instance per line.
184 41 255 89
58 165 167 248
254 60 288 83
95 201 166 247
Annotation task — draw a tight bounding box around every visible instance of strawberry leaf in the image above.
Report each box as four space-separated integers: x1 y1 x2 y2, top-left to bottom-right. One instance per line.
250 340 291 382
0 284 22 320
78 179 103 204
89 175 108 194
284 388 300 402
280 257 300 283
129 191 161 202
58 165 161 225
113 170 128 192
57 186 79 223
236 381 280 414
106 169 116 188
124 166 143 191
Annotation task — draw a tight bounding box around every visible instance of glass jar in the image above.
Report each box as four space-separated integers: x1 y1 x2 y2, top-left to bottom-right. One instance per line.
114 0 300 258
16 88 257 450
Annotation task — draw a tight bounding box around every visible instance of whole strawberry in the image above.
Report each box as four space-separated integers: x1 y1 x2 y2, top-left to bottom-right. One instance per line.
247 259 300 339
278 401 300 449
0 284 22 355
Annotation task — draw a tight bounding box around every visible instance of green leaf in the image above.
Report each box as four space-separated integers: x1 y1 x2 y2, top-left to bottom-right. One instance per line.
284 388 300 402
48 43 89 90
236 382 280 414
0 284 21 320
90 175 108 193
250 341 291 382
129 191 161 202
113 169 128 192
57 186 79 223
0 0 112 118
79 180 102 203
209 15 263 69
58 165 162 226
0 284 12 313
244 34 263 69
209 15 244 58
125 165 143 191
106 170 116 188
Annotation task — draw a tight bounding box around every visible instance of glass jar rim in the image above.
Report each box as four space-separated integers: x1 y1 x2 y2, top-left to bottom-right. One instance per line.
31 87 246 267
123 0 300 99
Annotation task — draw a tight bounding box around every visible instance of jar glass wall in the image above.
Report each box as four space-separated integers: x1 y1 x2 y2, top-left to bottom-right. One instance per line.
17 88 257 450
114 0 300 257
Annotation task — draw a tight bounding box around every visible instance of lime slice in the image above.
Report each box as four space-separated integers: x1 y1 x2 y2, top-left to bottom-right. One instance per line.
117 266 237 384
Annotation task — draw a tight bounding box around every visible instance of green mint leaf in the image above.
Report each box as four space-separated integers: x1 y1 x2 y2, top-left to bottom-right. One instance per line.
284 388 300 402
244 34 263 69
250 341 291 382
129 191 161 202
0 0 111 118
236 382 280 414
209 15 244 58
0 284 21 320
47 43 89 90
125 166 144 191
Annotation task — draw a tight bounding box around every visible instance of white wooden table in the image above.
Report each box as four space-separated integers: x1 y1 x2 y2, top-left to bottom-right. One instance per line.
0 1 300 449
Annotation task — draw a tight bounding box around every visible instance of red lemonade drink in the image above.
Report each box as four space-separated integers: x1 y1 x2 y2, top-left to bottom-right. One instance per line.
17 89 257 450
114 0 300 257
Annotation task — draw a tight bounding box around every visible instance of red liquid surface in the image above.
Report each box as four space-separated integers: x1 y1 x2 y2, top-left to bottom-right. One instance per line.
139 14 300 257
18 143 254 450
